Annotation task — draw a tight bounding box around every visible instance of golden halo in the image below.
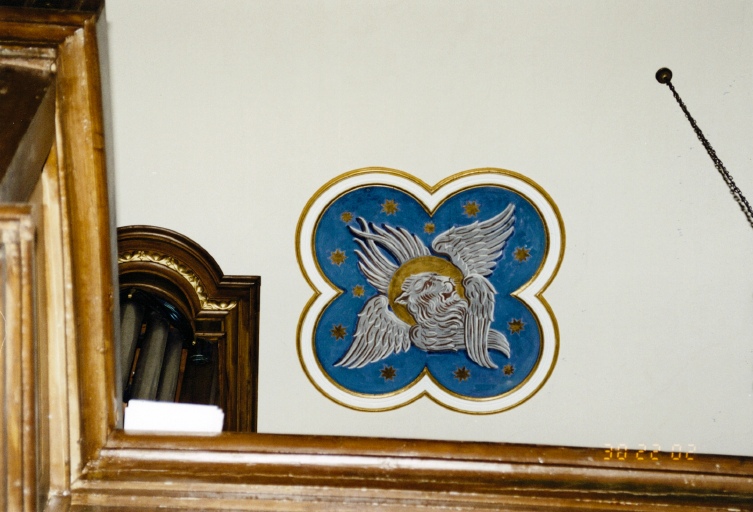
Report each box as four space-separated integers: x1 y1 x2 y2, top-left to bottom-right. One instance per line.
387 256 466 325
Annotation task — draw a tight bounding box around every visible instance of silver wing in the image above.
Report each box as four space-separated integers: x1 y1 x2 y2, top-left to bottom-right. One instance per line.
349 218 430 293
431 204 515 277
432 205 516 369
462 274 499 368
334 295 411 368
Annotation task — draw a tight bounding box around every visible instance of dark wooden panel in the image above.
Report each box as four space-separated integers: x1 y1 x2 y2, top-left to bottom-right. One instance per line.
0 64 54 201
0 0 101 13
178 340 219 406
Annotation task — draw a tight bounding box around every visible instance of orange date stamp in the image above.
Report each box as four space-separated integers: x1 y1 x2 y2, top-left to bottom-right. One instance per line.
603 444 696 461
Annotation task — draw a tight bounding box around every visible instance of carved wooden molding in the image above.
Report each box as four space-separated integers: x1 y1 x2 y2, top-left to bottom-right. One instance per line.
0 4 751 510
118 244 238 311
118 250 238 311
0 207 36 511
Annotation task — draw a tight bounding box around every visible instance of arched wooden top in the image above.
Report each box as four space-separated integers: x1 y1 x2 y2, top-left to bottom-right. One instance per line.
117 225 260 321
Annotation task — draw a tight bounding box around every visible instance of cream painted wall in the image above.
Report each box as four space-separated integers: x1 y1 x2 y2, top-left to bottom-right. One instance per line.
102 0 753 456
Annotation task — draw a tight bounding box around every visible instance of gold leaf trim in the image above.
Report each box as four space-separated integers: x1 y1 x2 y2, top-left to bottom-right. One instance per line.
118 250 237 311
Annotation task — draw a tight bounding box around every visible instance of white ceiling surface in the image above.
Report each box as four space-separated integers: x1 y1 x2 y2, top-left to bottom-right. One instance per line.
103 0 753 456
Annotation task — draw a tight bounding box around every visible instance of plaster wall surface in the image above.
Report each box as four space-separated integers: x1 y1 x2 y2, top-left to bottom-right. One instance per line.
104 0 753 456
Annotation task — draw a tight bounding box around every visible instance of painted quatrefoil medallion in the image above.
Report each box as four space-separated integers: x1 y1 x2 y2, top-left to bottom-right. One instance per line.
297 168 564 413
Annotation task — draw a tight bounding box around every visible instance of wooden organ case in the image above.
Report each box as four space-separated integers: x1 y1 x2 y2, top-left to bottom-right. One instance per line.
117 225 259 432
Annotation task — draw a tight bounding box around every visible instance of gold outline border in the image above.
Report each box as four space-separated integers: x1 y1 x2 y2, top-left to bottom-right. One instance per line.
296 167 565 414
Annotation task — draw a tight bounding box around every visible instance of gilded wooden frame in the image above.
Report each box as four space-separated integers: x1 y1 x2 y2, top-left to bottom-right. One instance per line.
0 4 751 510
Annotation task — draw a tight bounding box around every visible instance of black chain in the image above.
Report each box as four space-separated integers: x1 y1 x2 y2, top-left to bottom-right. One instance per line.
657 68 753 230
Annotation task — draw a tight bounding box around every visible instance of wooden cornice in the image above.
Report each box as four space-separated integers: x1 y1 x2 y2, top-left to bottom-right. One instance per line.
117 225 260 317
75 432 753 510
0 6 99 45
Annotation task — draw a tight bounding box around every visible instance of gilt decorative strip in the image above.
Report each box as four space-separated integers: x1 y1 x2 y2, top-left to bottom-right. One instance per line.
118 250 237 311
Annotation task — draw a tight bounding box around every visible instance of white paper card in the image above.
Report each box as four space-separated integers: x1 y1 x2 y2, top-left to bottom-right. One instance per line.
124 399 224 433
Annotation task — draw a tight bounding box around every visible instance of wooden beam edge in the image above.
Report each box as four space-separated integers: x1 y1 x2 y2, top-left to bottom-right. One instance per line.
54 14 118 468
69 431 753 509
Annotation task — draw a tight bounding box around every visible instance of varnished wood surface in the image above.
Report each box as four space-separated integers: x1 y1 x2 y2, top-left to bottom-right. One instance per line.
30 142 79 501
0 206 37 511
0 6 94 45
74 432 753 510
55 12 120 468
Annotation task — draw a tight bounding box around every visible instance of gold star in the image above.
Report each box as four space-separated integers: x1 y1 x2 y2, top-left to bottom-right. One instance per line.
352 284 365 297
508 319 525 334
513 247 531 262
329 249 346 266
462 201 480 218
503 364 515 376
453 366 471 382
424 222 436 234
340 212 353 223
381 199 399 215
330 324 347 340
380 365 397 381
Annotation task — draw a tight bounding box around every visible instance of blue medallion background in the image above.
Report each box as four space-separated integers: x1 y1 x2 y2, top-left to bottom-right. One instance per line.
313 185 546 399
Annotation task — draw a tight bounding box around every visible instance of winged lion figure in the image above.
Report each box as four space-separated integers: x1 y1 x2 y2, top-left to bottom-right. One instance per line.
335 203 516 370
